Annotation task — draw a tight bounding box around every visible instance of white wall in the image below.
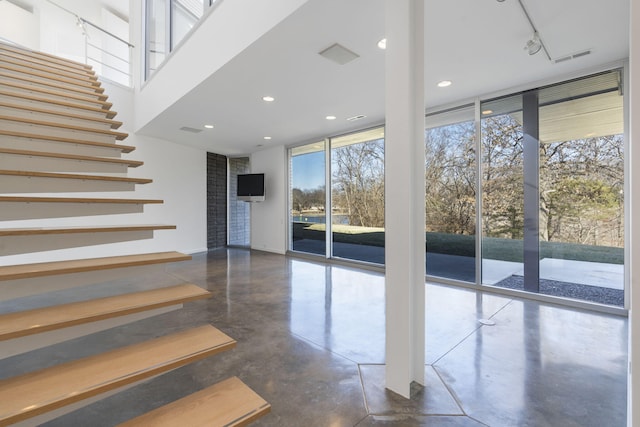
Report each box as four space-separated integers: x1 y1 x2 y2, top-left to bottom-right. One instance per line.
135 0 308 131
628 0 639 425
0 82 207 266
250 145 287 254
0 1 39 49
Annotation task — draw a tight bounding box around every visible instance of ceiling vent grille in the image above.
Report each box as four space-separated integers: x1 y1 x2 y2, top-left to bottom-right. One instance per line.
179 126 203 133
318 43 360 65
553 49 592 64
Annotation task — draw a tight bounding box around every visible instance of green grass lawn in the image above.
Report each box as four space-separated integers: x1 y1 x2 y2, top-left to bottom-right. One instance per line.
292 222 624 264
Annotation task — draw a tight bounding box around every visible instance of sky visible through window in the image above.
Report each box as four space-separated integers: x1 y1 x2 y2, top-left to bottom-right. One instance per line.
292 151 325 190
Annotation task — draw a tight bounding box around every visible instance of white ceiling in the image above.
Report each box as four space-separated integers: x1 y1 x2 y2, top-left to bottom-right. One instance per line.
137 0 630 155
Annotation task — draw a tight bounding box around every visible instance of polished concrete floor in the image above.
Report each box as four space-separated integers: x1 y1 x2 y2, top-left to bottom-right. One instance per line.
0 248 628 426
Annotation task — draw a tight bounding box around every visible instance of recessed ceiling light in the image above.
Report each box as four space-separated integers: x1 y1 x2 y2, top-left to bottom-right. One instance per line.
262 96 275 102
377 38 387 49
204 124 214 129
264 136 272 140
326 115 337 120
437 80 452 88
481 110 493 115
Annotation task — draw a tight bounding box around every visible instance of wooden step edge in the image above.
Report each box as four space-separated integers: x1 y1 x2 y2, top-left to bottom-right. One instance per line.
0 283 209 341
0 196 162 205
0 42 94 72
0 71 108 99
0 81 110 108
0 100 122 128
0 170 152 184
0 147 140 166
0 325 235 426
0 50 98 77
0 129 134 153
0 89 117 119
0 224 176 237
118 377 271 427
0 50 98 80
0 251 190 281
0 63 102 91
0 56 99 88
0 115 127 140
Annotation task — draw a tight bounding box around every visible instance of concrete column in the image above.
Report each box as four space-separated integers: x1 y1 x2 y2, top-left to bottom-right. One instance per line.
384 0 426 398
628 0 639 425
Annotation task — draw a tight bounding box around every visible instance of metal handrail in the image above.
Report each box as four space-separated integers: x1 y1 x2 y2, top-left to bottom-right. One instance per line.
45 0 134 48
45 0 134 87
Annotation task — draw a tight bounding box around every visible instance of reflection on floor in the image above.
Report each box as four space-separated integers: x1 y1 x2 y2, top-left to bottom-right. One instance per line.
2 248 627 426
293 238 624 306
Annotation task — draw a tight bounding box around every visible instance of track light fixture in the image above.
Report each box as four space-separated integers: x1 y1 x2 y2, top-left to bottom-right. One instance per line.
524 32 542 55
515 0 550 59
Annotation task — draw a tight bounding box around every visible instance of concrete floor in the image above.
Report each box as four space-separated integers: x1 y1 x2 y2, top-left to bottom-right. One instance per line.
0 248 628 426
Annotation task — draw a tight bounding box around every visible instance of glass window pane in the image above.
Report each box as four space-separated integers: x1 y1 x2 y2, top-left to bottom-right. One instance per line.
480 95 525 287
290 142 326 255
425 105 476 282
537 70 624 306
331 127 385 264
146 0 166 78
171 0 205 50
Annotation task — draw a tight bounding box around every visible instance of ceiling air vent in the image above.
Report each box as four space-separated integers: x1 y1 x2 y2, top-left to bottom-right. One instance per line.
346 114 367 122
553 49 592 64
179 126 203 133
318 43 360 65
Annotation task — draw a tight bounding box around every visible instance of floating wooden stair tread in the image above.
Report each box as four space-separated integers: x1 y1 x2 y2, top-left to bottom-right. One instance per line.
118 377 271 427
0 71 107 99
0 251 190 281
0 63 102 91
0 81 111 109
0 42 93 72
0 325 236 426
0 89 117 119
0 170 151 184
0 100 121 128
0 115 127 140
0 129 134 152
0 147 140 166
0 196 162 206
0 50 97 81
0 283 209 341
0 224 176 237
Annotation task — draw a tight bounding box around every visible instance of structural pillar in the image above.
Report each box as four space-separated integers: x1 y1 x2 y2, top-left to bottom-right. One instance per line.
384 0 426 398
628 0 639 425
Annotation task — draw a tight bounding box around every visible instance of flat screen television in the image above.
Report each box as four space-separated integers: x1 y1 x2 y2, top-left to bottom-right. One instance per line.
237 173 265 202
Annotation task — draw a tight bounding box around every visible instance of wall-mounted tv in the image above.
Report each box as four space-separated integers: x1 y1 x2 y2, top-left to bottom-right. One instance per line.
237 173 265 202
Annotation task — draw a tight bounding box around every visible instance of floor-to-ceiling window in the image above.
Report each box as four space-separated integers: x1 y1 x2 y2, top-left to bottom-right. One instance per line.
290 141 326 255
331 127 385 264
288 69 624 308
288 128 385 265
481 70 624 306
480 94 525 286
425 105 477 282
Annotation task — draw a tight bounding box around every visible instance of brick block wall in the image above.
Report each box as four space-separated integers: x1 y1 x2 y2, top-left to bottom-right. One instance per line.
228 157 250 246
207 152 227 249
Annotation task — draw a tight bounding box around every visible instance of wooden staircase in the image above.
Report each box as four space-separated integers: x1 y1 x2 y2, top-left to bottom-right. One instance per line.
0 42 269 426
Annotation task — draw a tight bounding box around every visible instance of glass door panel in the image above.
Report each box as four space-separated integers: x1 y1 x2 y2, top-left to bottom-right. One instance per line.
330 127 385 264
290 142 327 255
425 105 476 282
